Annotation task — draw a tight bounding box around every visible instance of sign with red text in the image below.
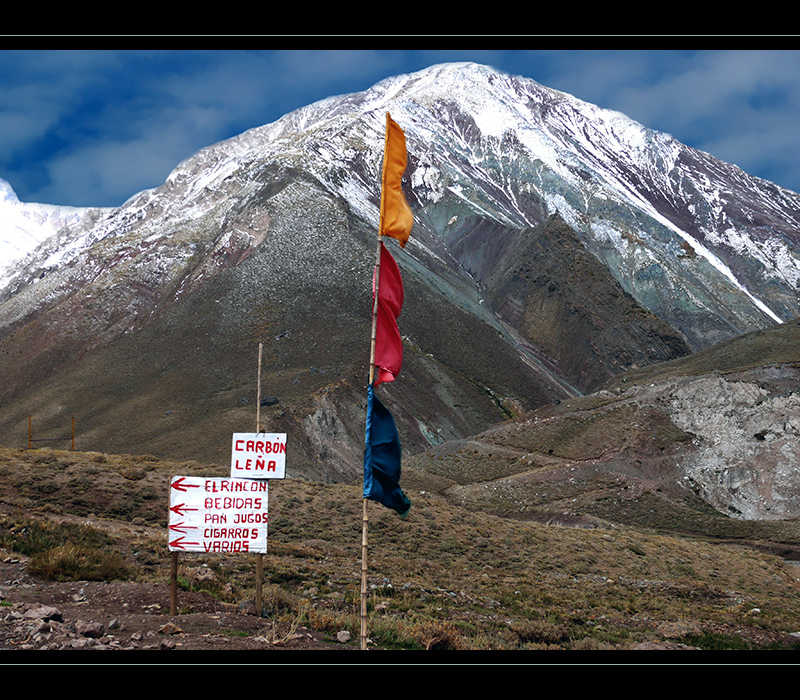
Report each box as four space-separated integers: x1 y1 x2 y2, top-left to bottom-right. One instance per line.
168 476 268 554
230 432 286 479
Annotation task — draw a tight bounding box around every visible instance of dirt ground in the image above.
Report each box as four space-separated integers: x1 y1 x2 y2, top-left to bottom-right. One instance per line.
0 553 358 656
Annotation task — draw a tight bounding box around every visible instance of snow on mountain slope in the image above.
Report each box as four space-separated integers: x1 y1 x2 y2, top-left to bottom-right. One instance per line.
243 61 799 348
0 178 114 291
2 61 799 352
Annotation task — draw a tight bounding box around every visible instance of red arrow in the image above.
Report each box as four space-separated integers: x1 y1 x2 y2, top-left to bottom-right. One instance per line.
170 503 198 516
169 536 200 550
171 477 200 492
169 522 197 534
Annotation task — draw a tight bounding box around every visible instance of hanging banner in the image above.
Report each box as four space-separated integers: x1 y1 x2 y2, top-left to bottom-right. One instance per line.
168 476 268 553
230 432 287 479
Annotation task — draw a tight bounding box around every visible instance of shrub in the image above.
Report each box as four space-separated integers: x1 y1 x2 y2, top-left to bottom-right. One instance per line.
28 543 132 582
0 517 133 582
509 618 569 645
409 619 462 650
1 519 107 556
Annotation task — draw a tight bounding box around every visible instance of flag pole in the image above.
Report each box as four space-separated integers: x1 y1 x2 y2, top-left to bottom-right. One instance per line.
362 111 412 650
361 122 387 651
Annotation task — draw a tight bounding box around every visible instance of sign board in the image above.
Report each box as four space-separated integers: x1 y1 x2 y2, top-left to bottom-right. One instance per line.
168 476 268 553
230 432 287 479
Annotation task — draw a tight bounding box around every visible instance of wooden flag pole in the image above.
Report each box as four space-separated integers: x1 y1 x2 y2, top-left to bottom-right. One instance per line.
362 111 409 650
368 236 383 387
362 229 383 651
360 494 369 650
362 115 394 650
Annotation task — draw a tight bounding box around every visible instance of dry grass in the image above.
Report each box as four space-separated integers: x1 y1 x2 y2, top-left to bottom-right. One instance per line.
2 445 800 651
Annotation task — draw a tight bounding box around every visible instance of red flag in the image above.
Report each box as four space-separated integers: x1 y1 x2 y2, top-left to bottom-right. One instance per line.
379 113 413 248
373 242 404 385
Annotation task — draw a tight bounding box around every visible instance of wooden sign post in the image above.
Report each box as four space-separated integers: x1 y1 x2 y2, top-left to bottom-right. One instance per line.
168 343 287 618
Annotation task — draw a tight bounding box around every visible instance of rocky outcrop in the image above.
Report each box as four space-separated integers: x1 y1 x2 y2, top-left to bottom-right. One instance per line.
408 354 800 522
662 372 800 520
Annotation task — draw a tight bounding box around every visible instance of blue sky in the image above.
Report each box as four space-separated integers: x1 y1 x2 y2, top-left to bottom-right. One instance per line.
2 48 800 208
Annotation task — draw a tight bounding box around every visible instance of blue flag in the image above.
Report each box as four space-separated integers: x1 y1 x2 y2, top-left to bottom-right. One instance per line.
363 383 411 515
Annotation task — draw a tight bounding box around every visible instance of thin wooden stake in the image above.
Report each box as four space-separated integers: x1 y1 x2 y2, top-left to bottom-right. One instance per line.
256 342 263 433
256 551 263 618
256 341 264 617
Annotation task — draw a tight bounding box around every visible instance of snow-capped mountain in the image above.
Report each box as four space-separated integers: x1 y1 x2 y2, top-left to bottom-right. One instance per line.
0 62 798 477
5 62 797 349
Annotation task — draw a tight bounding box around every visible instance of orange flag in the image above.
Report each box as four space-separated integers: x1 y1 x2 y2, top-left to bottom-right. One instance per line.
379 113 413 248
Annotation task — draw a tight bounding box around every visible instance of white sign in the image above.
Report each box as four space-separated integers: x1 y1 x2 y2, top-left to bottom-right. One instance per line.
230 432 286 479
168 476 268 554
